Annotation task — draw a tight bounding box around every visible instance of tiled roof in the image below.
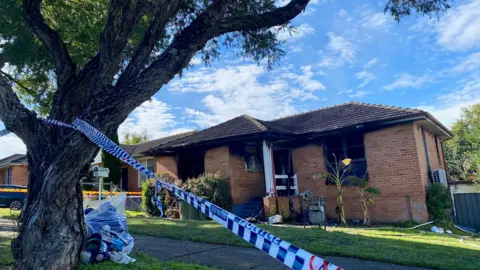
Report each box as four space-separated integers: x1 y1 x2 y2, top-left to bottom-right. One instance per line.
0 154 28 168
120 131 196 157
268 102 425 134
148 102 448 152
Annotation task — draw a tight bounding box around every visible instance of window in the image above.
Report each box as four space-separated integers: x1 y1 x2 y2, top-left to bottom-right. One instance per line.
324 132 367 181
138 158 155 187
6 168 12 185
244 146 261 171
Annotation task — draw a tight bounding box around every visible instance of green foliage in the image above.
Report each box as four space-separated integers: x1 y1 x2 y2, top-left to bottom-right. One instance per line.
348 174 381 225
314 155 352 225
445 104 480 183
183 173 232 211
426 183 452 221
101 133 121 185
122 132 150 145
141 179 161 217
385 0 451 22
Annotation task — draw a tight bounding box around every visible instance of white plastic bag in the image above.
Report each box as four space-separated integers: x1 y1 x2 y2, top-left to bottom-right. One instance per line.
84 193 127 215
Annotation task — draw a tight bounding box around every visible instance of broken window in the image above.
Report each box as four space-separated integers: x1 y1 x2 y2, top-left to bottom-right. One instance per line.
324 132 367 182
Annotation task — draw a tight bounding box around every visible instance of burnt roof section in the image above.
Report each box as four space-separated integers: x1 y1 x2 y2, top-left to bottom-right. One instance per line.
148 102 451 152
121 131 196 157
0 154 28 168
268 102 425 134
148 115 287 151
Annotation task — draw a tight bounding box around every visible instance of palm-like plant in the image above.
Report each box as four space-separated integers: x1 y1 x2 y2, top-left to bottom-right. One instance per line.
349 174 380 226
314 154 352 225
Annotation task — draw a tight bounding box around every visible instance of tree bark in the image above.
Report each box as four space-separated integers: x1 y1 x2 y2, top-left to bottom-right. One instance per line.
12 134 98 269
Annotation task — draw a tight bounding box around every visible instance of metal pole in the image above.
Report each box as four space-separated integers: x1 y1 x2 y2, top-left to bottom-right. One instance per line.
99 177 103 200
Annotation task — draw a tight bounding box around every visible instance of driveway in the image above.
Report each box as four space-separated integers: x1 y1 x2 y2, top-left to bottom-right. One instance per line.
133 235 429 270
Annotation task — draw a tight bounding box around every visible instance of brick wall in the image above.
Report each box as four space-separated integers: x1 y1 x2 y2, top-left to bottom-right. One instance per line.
365 123 428 223
155 155 178 179
229 149 265 205
204 146 230 177
11 165 29 186
292 144 326 195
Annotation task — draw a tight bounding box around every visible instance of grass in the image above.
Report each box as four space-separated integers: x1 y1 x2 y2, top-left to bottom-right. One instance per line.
0 237 214 270
128 218 480 270
0 208 19 219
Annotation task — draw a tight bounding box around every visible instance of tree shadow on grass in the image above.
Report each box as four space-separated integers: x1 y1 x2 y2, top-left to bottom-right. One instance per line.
128 218 480 270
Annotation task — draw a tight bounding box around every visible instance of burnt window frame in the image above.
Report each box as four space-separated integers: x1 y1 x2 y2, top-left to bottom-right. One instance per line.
323 132 367 185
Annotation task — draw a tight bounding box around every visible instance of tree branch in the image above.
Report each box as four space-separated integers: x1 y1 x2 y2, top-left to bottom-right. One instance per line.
124 0 309 98
0 73 41 146
22 0 76 89
116 0 185 88
211 0 310 36
97 0 148 84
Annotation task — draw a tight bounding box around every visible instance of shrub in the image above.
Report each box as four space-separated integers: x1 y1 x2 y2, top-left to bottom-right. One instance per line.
141 179 161 216
426 183 452 221
183 173 232 210
141 173 181 217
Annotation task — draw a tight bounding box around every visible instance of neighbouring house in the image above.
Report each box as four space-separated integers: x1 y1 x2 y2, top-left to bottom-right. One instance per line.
120 131 196 191
130 102 452 223
0 154 29 186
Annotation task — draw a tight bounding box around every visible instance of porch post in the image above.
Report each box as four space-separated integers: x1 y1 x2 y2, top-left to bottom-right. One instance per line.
262 140 274 196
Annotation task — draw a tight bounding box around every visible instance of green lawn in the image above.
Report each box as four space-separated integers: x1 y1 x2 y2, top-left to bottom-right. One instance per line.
0 236 214 270
128 218 480 270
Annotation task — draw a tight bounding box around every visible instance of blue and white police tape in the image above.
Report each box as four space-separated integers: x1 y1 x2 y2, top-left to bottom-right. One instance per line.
44 118 342 270
0 129 11 137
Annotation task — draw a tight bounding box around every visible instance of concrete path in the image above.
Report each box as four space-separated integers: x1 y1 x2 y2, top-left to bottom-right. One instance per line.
134 235 429 270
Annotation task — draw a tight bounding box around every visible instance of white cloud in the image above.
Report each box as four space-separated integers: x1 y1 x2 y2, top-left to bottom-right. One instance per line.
437 0 480 51
119 98 176 141
276 24 315 41
338 9 348 18
383 73 432 90
360 12 389 29
348 91 369 98
355 70 376 88
189 57 202 65
170 64 325 128
418 76 480 127
0 134 26 159
449 52 480 73
364 58 378 69
289 44 303 53
318 32 356 68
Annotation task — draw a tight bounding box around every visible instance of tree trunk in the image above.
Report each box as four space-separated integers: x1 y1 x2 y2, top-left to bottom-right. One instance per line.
12 134 98 270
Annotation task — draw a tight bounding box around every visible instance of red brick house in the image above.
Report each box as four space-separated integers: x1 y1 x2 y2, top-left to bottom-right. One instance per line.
129 102 453 223
120 131 196 191
0 154 29 186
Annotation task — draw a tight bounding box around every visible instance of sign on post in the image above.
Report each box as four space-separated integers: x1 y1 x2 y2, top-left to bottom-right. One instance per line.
92 167 110 177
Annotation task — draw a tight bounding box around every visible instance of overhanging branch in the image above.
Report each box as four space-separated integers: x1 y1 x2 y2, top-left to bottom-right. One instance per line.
22 0 76 89
97 0 149 83
0 73 41 146
124 0 309 97
116 0 185 88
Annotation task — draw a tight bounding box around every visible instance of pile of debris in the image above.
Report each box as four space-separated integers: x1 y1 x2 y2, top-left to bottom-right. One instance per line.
81 193 136 265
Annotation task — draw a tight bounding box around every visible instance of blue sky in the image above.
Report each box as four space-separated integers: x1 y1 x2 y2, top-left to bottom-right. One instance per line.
1 0 480 158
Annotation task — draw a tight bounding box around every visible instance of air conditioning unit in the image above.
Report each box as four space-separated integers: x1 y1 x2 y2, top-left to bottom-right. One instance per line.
431 169 447 186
